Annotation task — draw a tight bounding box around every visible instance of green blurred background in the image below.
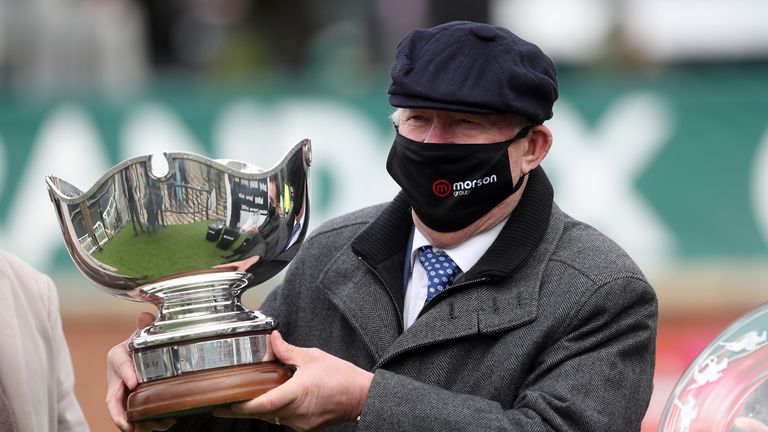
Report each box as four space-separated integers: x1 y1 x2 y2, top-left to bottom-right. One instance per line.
1 0 767 430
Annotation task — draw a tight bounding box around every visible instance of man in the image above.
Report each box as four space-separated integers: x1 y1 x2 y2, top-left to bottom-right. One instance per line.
0 250 90 431
107 21 658 431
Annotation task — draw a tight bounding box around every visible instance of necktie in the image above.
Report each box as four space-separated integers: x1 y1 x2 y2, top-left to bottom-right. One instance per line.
290 220 302 239
418 246 459 303
286 221 301 249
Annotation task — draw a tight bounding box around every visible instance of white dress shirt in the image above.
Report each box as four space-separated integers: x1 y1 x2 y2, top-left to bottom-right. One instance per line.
403 217 509 329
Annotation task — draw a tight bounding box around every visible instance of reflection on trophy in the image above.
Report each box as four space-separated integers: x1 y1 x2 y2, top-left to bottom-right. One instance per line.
45 140 311 422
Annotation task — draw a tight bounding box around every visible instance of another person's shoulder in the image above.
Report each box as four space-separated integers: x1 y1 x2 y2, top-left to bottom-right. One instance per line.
0 250 56 313
0 249 50 284
0 250 53 292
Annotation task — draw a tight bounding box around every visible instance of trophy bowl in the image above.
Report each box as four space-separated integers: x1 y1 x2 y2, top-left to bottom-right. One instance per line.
45 139 311 422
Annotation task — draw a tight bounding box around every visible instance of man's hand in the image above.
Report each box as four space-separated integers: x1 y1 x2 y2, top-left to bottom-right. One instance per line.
106 312 176 432
734 418 768 432
212 331 374 431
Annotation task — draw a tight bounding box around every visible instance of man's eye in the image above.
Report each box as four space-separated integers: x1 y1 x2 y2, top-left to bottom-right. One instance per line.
405 116 429 125
458 119 481 127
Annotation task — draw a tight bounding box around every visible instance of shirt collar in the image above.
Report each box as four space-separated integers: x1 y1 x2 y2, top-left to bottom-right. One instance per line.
410 217 509 275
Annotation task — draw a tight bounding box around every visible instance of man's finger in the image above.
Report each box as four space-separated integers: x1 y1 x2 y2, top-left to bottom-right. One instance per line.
270 330 299 364
105 383 132 431
229 378 300 415
136 312 156 330
109 344 139 390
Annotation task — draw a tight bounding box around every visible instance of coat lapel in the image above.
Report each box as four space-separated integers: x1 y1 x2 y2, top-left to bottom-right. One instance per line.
322 252 402 360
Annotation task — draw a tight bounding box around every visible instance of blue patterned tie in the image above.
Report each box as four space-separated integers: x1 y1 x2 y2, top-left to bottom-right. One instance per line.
290 220 301 240
418 246 459 303
285 221 301 249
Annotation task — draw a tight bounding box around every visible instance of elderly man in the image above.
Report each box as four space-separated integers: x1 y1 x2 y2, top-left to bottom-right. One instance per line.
108 21 658 432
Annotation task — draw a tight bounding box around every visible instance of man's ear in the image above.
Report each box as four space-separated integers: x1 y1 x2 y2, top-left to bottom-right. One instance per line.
521 125 553 173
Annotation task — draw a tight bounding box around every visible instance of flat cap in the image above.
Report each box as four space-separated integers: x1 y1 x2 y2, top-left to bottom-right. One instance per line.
388 21 558 124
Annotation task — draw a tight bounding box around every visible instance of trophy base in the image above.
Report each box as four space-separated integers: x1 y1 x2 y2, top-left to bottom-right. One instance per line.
126 361 292 423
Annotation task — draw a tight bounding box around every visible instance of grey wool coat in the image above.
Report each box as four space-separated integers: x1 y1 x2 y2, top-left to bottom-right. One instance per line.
172 168 658 432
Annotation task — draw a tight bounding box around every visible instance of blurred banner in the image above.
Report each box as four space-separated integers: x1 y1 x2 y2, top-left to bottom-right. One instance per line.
2 67 767 276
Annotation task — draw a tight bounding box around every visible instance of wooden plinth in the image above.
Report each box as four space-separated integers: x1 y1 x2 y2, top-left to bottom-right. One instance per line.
126 361 292 422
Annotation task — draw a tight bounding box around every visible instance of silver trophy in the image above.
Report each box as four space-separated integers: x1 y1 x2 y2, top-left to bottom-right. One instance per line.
45 140 311 422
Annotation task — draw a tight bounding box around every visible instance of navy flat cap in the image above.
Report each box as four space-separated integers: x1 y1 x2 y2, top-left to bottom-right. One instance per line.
388 21 558 124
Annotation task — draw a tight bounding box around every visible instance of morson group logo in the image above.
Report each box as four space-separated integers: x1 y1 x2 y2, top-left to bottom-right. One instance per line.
432 180 452 197
432 175 498 198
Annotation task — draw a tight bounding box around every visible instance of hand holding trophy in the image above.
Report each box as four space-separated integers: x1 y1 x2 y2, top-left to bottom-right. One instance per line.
46 140 311 422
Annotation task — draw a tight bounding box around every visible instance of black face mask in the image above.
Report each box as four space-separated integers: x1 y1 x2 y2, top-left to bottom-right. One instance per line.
386 128 530 232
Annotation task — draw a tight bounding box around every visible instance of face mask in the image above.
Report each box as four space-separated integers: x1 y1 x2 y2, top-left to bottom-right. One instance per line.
386 128 529 232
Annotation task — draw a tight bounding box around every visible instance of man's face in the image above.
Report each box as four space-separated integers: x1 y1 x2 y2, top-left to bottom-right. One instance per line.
392 107 540 245
397 108 519 144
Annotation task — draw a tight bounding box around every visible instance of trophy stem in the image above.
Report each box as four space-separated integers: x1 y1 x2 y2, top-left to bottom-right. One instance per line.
143 271 252 319
132 272 274 348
